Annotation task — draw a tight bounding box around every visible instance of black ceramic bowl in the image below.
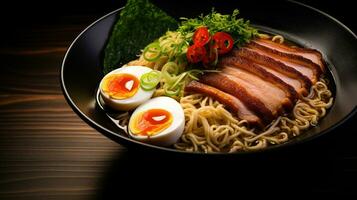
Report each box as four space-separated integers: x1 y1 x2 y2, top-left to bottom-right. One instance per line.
61 0 357 155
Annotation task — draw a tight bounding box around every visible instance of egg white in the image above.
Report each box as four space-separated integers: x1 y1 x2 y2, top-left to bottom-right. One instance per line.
99 65 154 111
128 96 185 146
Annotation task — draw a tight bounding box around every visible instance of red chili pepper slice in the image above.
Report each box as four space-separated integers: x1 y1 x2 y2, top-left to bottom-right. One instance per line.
203 46 218 66
186 44 207 63
212 32 234 55
192 27 211 47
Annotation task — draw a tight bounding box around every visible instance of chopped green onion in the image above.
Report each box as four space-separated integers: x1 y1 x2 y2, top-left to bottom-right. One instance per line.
143 42 161 62
140 70 161 91
162 62 179 75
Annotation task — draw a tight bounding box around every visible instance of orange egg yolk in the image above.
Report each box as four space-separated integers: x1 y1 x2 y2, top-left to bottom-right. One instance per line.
101 73 139 99
130 109 173 136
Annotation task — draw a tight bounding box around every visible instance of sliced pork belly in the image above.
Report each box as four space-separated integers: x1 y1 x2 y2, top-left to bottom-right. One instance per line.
254 38 325 72
220 55 298 102
185 81 262 126
247 42 321 84
200 73 275 123
246 41 322 83
234 47 312 96
221 67 292 113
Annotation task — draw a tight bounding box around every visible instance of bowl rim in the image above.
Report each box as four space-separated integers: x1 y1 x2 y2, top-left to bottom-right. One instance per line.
60 0 357 155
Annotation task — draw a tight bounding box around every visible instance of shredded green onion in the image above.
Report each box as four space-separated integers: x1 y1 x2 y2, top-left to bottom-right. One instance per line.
171 72 187 90
164 83 182 97
162 71 177 85
187 70 204 80
140 70 161 91
161 62 180 86
160 68 220 97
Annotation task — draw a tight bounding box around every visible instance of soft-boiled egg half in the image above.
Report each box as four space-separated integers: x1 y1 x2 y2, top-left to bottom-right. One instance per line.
128 97 185 146
100 65 154 111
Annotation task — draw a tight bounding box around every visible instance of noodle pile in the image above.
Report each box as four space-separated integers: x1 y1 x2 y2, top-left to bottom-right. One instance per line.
174 79 333 153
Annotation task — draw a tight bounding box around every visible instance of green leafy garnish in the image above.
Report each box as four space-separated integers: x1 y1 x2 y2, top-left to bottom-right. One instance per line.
103 0 178 74
178 9 259 46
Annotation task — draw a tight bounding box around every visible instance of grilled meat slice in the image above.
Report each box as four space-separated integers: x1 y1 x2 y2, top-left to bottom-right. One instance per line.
185 81 262 126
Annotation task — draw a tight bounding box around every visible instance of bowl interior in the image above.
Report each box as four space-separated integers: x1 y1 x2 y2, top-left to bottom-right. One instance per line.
61 0 357 154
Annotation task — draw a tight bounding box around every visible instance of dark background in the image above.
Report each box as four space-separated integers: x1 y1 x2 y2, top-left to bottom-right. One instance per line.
0 0 356 198
1 0 356 41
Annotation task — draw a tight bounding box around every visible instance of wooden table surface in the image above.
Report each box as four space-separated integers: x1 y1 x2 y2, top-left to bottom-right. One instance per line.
0 15 127 199
0 4 356 198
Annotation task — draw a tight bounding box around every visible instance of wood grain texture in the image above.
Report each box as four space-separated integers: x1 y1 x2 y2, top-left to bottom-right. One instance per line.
0 15 126 200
